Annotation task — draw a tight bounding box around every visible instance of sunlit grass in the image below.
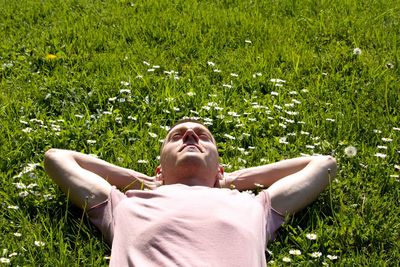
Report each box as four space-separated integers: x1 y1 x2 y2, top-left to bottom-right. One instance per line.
1 0 399 265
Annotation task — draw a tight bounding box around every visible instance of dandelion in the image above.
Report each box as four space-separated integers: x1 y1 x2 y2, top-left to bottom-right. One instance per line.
282 257 291 262
375 153 387 158
289 249 302 256
45 54 57 60
34 241 45 247
306 233 317 240
344 146 357 157
327 255 338 260
310 251 322 258
353 47 362 55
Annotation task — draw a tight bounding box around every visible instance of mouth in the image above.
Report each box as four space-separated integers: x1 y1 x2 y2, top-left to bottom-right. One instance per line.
179 144 203 152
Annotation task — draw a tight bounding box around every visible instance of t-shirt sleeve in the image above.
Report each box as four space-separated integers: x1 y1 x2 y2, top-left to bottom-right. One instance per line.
256 190 285 242
87 186 126 244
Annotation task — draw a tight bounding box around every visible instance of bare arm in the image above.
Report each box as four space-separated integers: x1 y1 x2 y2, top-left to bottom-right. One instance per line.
267 156 337 215
222 156 322 190
44 148 158 210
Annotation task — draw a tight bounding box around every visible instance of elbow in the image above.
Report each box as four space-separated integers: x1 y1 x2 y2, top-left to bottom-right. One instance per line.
44 148 65 170
44 148 60 163
321 155 337 179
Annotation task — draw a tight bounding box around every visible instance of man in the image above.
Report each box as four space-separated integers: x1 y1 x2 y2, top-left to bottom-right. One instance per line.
44 119 337 266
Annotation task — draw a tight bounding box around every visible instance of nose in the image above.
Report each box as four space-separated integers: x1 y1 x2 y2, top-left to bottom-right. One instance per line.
182 129 199 143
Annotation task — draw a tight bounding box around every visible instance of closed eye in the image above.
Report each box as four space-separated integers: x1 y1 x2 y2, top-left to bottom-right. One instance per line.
171 134 182 141
199 134 211 141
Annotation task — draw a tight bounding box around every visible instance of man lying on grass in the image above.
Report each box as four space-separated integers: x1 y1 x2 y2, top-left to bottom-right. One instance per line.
44 119 337 266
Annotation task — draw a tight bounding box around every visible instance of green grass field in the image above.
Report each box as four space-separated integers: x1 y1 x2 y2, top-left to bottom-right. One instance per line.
1 0 399 265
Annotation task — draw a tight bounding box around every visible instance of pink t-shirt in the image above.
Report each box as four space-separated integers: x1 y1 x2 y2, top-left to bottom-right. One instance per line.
88 184 284 267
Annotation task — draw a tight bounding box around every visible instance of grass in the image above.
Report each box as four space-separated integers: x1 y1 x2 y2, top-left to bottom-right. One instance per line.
1 0 399 265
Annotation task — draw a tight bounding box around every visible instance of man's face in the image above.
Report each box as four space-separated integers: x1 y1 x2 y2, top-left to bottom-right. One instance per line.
159 122 221 186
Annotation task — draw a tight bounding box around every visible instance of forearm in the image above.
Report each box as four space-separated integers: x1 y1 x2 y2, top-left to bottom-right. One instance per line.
47 149 151 190
225 156 326 190
268 156 337 215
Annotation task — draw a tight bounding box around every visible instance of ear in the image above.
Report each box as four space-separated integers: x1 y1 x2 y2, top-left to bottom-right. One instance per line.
213 165 224 188
155 166 164 182
217 165 224 180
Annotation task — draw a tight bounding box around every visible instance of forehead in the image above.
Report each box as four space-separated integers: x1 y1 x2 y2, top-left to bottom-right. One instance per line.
168 122 212 135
